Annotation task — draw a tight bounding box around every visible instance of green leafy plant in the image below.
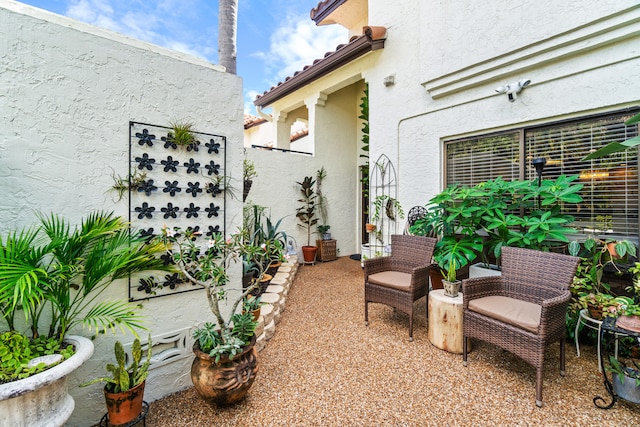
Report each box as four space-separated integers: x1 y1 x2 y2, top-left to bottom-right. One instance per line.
242 295 262 312
109 169 148 202
160 227 268 362
80 335 151 392
317 225 330 234
296 176 318 247
0 211 172 345
607 355 640 387
0 331 74 382
243 158 258 181
434 236 483 282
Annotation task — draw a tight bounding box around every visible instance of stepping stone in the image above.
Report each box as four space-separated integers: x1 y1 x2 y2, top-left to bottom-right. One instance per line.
260 292 281 309
266 284 284 295
260 303 274 325
264 320 276 340
256 333 266 352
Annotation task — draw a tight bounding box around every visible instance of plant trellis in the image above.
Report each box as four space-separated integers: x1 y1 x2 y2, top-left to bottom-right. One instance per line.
128 121 227 301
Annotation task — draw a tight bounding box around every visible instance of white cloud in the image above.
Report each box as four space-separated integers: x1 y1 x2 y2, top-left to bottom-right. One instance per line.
64 0 216 62
259 15 348 86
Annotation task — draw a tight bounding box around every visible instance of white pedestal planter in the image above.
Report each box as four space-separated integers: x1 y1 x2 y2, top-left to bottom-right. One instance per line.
469 263 502 279
0 335 94 427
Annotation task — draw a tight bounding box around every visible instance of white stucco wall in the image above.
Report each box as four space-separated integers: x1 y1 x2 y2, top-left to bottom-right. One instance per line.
0 1 243 425
366 0 640 210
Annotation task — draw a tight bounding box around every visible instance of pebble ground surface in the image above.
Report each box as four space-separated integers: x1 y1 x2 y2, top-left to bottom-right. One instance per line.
146 257 640 426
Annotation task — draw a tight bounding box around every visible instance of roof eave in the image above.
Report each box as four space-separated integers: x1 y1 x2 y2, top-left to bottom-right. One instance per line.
254 28 385 108
310 0 348 25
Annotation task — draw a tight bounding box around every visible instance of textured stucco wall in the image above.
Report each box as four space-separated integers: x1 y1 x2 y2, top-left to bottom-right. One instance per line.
367 0 640 210
0 2 243 426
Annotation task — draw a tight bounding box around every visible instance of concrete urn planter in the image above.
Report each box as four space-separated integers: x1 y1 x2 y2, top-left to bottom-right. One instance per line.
0 335 94 427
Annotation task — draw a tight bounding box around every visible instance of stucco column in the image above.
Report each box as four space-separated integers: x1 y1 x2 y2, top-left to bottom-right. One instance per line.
273 111 291 150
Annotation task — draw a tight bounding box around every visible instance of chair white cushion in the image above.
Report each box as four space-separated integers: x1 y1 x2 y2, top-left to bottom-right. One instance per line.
368 271 411 291
468 295 541 334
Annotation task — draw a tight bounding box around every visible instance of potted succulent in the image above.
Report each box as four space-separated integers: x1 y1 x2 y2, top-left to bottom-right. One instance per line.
434 236 483 297
242 295 263 321
317 225 331 240
0 211 170 426
295 176 319 263
81 336 152 425
160 226 269 405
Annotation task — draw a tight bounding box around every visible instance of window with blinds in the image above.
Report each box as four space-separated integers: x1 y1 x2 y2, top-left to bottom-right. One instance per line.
445 111 639 240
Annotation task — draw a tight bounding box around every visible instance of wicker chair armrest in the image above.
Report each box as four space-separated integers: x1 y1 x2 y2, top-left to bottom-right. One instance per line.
462 276 504 308
363 257 392 278
410 264 432 290
538 290 571 336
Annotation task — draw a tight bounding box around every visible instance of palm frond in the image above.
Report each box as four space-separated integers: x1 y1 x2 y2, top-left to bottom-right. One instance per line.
79 300 147 336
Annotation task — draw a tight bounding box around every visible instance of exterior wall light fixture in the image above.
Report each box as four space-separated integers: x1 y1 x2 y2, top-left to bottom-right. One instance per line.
495 79 531 102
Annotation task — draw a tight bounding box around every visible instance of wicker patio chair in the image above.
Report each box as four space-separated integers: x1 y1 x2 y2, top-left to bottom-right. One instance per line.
462 246 579 407
364 234 437 341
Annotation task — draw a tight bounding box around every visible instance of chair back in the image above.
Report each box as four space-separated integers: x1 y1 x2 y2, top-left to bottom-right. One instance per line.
390 234 436 267
500 246 579 293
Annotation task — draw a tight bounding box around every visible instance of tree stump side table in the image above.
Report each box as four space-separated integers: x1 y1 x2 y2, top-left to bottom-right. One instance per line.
428 289 470 354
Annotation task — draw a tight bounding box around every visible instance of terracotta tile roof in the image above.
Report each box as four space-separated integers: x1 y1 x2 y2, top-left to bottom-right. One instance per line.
254 26 386 108
243 114 268 129
310 0 347 24
290 128 309 142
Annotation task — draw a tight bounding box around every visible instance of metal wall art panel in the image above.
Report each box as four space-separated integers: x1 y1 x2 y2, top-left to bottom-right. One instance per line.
128 121 227 301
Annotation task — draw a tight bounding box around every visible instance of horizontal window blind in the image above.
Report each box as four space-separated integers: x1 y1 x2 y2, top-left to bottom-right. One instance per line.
445 112 639 239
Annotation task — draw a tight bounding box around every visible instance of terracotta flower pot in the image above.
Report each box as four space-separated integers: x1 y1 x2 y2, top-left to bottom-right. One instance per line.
301 246 317 263
191 337 258 406
104 380 146 426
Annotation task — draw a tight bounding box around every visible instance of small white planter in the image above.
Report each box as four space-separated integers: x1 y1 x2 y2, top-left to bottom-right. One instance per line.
0 335 94 427
469 263 502 279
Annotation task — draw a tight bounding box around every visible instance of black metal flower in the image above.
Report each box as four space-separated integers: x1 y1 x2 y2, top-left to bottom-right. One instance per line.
135 202 155 219
160 252 174 266
163 180 181 197
205 138 221 154
186 226 201 238
139 227 155 243
204 160 220 176
184 203 200 218
161 202 179 219
184 158 200 174
206 182 221 197
186 181 202 198
135 129 156 147
186 140 200 152
206 225 221 237
161 155 179 172
163 273 182 290
161 134 177 150
205 203 220 218
135 153 156 171
137 179 158 196
137 277 157 294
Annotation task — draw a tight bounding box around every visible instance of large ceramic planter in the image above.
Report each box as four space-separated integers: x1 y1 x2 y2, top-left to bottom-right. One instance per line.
191 336 258 405
0 335 94 427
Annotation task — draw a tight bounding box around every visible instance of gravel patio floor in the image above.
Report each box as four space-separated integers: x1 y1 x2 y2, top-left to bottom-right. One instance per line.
146 256 640 426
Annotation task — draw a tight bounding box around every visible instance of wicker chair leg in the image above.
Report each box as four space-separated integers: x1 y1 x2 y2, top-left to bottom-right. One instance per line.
463 337 468 367
408 311 414 342
560 339 566 376
536 367 543 407
364 300 369 326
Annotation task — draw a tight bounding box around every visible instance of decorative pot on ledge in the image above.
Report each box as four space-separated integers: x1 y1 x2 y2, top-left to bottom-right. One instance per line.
0 335 94 427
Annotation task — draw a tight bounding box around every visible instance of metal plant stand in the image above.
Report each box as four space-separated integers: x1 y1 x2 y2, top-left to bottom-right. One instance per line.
99 401 149 426
594 318 640 409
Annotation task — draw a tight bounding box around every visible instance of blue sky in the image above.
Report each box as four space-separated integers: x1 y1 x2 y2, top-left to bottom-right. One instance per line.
17 0 347 114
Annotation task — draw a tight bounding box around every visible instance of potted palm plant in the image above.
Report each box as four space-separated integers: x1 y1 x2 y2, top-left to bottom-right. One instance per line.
0 211 171 427
81 336 152 425
160 226 269 405
295 176 319 264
